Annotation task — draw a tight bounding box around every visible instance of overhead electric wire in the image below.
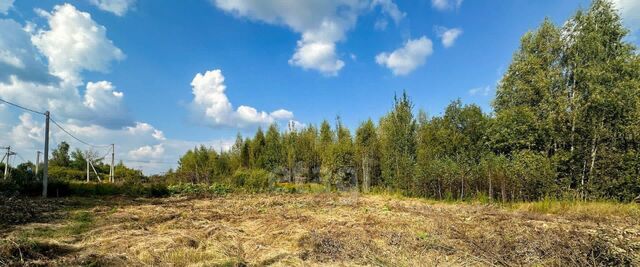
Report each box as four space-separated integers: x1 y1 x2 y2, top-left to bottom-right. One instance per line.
98 147 112 160
0 98 46 115
13 152 27 165
49 117 111 148
1 98 112 150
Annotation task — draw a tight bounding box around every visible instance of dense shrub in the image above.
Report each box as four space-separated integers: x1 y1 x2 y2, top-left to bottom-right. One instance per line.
48 167 85 181
232 169 273 192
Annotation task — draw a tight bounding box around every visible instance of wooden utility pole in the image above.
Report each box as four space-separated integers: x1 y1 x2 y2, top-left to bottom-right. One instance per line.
43 111 50 198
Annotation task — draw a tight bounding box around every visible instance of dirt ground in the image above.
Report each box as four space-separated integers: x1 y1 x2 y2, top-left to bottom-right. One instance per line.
1 193 639 266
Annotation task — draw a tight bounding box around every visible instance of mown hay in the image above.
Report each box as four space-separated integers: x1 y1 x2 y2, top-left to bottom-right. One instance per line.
1 194 639 266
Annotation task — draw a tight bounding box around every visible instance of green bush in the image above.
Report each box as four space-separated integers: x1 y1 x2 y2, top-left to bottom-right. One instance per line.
232 169 273 192
48 167 86 181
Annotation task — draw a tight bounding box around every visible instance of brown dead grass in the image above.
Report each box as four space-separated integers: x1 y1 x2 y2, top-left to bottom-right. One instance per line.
1 193 639 266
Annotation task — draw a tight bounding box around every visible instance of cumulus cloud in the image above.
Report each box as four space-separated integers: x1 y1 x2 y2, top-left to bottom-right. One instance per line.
0 74 131 129
90 0 136 16
270 109 294 120
212 0 403 76
0 3 218 175
32 3 125 85
9 113 44 147
129 144 164 160
435 26 463 48
0 4 131 128
431 0 463 11
375 36 433 76
190 69 294 128
611 0 640 32
0 0 13 14
289 39 344 76
82 81 130 127
0 19 57 84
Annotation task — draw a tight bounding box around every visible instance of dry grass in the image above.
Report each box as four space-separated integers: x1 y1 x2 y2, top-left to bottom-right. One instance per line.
513 199 640 220
1 193 639 266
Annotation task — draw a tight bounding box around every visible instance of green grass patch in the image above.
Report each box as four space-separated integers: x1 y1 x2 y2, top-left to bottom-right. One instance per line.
16 210 95 241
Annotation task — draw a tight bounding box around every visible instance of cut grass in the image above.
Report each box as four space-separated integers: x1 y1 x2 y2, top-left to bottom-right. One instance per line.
16 210 95 240
513 199 640 219
1 193 639 266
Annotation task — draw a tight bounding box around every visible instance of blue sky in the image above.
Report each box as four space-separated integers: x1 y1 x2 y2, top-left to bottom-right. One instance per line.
1 0 638 173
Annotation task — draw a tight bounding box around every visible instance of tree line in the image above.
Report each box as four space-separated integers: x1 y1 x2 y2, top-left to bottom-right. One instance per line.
170 0 640 202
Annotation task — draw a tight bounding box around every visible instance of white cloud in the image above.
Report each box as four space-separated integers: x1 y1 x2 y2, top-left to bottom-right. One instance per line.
436 26 462 48
270 109 294 120
90 0 136 16
289 39 344 76
0 3 210 175
212 0 403 76
611 0 640 32
0 0 14 15
129 144 164 160
0 4 131 128
469 85 491 96
82 81 129 126
374 19 388 30
9 113 43 147
32 4 125 85
371 0 405 24
375 36 433 76
0 19 57 84
190 69 295 128
0 77 132 129
431 0 462 11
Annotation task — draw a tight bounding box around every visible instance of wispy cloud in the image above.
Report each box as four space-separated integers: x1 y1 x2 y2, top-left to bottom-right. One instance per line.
468 85 491 96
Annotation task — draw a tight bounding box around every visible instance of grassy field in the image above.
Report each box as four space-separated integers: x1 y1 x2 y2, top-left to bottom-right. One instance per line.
1 193 639 266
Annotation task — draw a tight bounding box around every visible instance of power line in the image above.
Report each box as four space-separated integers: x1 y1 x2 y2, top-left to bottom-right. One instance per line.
0 98 46 115
98 146 112 160
13 152 28 165
0 99 111 149
49 117 111 148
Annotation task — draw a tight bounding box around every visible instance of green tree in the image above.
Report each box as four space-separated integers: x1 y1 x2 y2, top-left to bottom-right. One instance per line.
70 148 86 171
50 141 71 167
250 128 267 169
263 124 284 172
329 117 355 188
355 119 378 192
318 120 335 185
379 92 417 192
